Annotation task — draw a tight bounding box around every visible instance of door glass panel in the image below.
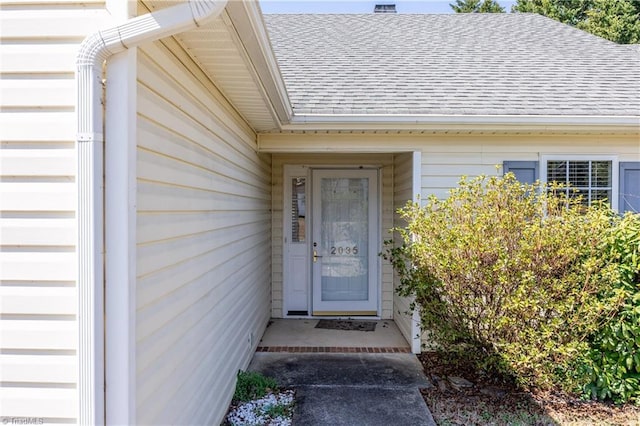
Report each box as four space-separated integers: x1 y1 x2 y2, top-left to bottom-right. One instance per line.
291 178 306 242
320 177 368 301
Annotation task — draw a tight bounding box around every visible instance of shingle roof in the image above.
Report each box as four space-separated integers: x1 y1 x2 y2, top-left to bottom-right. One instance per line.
262 13 640 117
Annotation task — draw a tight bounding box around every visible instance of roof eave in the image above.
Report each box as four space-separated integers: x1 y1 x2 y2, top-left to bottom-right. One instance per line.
282 114 640 134
227 7 639 135
225 1 293 127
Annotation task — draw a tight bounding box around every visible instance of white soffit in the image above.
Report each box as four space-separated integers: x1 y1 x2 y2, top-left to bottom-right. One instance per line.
141 0 279 132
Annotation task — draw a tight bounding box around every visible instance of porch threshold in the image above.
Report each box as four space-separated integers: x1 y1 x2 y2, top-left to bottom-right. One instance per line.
256 346 410 353
257 319 411 353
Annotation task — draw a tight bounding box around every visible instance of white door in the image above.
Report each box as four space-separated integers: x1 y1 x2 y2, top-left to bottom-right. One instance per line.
283 166 310 315
311 169 379 316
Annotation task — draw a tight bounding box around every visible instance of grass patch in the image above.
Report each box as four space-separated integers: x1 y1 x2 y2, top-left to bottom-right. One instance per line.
262 401 293 418
233 370 278 403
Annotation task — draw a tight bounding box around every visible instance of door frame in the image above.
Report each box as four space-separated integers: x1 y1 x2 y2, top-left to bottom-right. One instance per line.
282 165 382 318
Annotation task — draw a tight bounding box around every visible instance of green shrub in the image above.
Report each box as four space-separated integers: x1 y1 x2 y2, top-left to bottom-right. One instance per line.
386 173 623 392
584 213 640 403
233 370 278 402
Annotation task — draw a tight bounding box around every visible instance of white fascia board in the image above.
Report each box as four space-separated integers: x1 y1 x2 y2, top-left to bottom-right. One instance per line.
225 0 293 125
284 114 640 133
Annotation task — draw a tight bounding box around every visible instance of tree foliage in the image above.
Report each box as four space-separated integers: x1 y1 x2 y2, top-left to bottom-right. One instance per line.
579 0 640 44
386 173 626 392
450 0 506 13
512 0 592 25
512 0 640 43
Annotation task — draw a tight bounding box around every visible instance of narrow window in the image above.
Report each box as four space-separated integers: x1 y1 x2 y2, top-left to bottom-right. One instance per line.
291 177 306 242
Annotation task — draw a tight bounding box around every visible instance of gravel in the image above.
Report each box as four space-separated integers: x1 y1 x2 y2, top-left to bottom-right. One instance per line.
225 390 295 426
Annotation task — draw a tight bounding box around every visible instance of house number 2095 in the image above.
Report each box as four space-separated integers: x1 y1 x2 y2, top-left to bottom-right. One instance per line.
330 246 358 255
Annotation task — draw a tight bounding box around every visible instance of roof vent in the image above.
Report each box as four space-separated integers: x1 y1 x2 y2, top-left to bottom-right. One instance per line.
374 4 396 13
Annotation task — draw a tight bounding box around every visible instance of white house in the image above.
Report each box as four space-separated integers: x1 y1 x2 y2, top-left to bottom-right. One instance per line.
0 1 638 424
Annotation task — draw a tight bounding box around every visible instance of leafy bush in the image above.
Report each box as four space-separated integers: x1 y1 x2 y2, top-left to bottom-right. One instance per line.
233 370 278 402
386 173 624 391
584 213 640 403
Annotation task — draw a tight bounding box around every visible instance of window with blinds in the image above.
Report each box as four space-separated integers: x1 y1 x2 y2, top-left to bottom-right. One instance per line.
547 160 612 206
291 177 306 242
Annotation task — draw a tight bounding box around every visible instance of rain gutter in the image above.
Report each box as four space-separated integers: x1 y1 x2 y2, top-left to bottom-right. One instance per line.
285 113 640 132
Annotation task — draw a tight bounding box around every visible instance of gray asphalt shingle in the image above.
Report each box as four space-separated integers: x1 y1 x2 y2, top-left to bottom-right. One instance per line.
263 13 640 117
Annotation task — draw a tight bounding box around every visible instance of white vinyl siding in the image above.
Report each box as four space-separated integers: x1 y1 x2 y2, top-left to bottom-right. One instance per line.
392 152 417 348
260 134 638 202
418 137 638 200
135 38 271 426
381 159 394 319
0 2 110 424
261 135 639 205
271 154 395 319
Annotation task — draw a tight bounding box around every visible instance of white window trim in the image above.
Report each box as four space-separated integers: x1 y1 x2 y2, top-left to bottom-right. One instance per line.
540 155 619 211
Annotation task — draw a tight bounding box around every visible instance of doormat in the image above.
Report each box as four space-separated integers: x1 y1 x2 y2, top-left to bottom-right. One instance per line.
315 320 377 332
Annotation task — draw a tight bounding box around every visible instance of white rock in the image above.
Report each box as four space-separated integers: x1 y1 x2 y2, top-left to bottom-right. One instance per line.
225 390 295 426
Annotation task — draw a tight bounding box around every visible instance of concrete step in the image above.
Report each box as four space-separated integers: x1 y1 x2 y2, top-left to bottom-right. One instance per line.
248 352 435 426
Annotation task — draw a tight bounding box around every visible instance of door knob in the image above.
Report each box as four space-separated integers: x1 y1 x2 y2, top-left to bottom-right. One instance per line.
313 250 323 263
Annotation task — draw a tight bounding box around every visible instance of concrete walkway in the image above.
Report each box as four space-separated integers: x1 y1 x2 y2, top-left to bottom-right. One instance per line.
248 352 436 426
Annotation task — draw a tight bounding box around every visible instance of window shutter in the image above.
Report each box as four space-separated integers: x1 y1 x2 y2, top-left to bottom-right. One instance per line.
620 162 640 213
503 161 539 184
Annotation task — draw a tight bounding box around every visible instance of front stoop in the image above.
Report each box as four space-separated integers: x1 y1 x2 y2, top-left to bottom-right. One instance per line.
248 352 436 426
256 346 410 353
258 319 413 351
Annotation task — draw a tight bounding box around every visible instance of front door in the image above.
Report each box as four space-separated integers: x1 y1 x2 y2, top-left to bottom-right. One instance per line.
311 169 379 316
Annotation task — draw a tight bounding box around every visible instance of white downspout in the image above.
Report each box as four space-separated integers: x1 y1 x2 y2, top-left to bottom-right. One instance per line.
76 1 228 425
